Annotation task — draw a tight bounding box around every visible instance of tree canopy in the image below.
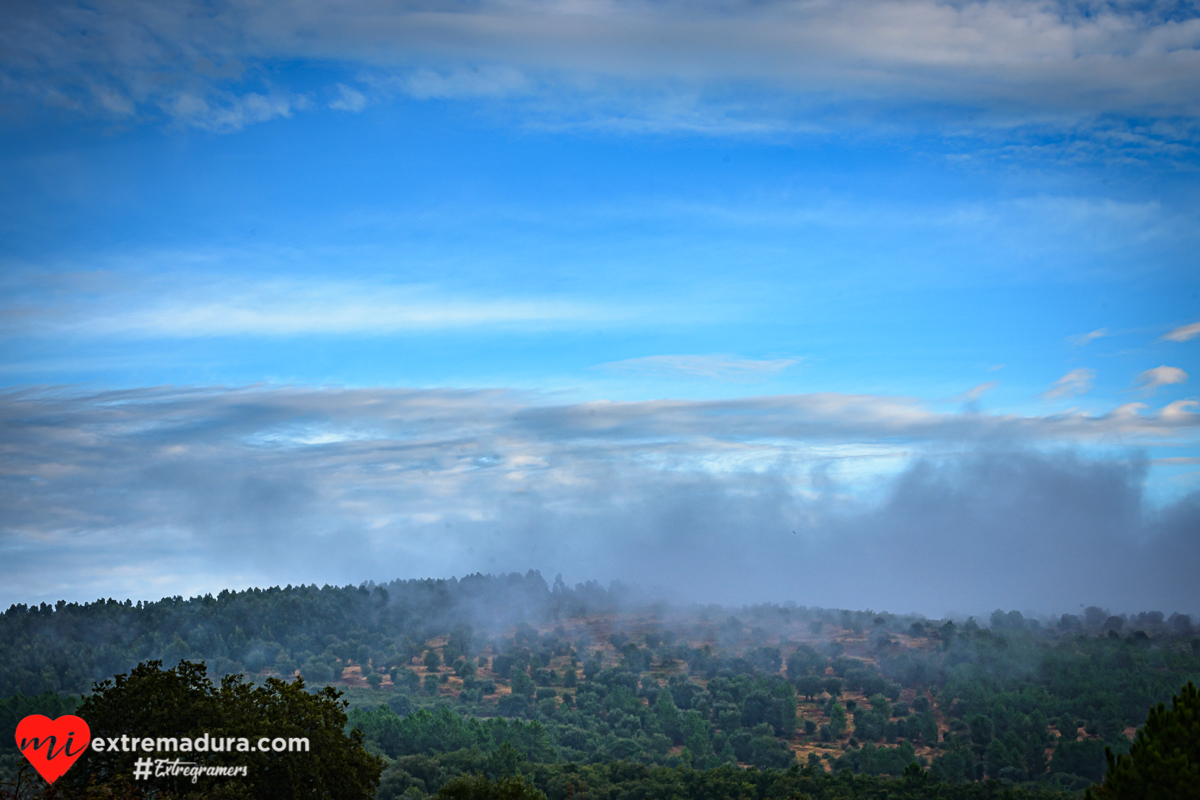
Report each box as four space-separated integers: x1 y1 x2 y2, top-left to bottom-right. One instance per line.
1088 681 1200 800
58 660 383 800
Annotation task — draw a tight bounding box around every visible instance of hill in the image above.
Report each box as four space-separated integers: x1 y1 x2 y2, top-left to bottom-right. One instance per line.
2 572 1199 796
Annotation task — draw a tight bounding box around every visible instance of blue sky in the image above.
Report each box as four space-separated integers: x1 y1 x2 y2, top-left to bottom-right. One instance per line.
1 0 1198 615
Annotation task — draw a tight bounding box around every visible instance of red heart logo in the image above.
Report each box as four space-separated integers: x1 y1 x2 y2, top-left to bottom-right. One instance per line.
15 714 91 784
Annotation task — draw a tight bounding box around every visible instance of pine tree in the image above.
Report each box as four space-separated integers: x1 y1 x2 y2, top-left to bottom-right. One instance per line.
1088 681 1200 800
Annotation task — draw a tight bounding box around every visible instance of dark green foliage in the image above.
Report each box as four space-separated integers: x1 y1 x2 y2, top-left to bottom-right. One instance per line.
375 751 1080 800
833 741 919 776
0 573 590 698
786 645 824 679
1088 681 1200 800
968 714 993 745
349 704 553 761
828 700 848 737
852 705 889 743
746 733 794 769
1049 738 1107 783
57 660 382 799
4 579 1200 797
510 671 536 699
434 774 547 800
794 675 823 700
1 692 78 759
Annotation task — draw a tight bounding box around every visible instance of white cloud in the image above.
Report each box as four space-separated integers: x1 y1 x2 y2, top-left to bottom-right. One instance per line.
1042 368 1095 401
598 354 801 381
1162 321 1200 342
329 83 368 111
1134 365 1188 395
957 381 999 403
397 66 530 100
1 276 629 337
166 90 303 133
1069 328 1108 347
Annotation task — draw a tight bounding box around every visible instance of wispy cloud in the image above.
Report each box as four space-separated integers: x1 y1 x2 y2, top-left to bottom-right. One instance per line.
1153 455 1200 465
954 381 999 406
1162 321 1200 343
1042 368 1095 401
329 83 368 112
1 277 630 337
597 354 801 382
1134 365 1189 395
390 66 531 100
1069 328 1108 347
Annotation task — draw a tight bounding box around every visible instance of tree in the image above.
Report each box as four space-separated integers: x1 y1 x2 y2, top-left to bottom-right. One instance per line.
424 650 442 672
510 670 536 699
785 645 823 679
58 660 382 800
829 701 847 737
770 682 797 737
654 687 682 743
794 675 822 700
968 713 993 746
1088 681 1200 800
435 774 546 800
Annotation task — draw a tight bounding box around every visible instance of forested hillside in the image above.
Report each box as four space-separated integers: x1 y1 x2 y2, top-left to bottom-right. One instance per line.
3 572 1198 796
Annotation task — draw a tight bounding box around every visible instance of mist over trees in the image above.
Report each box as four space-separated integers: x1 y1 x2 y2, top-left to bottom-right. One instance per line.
2 571 1199 797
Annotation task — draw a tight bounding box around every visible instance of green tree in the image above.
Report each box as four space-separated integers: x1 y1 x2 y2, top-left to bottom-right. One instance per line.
829 701 847 737
654 687 682 743
1088 681 1200 800
60 660 382 800
510 670 536 699
968 713 993 746
680 711 711 761
985 739 1010 779
424 650 442 672
435 774 546 800
770 682 797 737
786 645 823 679
794 675 822 700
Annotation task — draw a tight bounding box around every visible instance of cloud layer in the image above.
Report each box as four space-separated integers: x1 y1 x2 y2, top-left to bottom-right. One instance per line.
2 385 1197 616
0 276 626 338
3 0 1199 134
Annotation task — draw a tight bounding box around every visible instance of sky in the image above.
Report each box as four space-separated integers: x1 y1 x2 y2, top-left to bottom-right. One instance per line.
1 0 1198 617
